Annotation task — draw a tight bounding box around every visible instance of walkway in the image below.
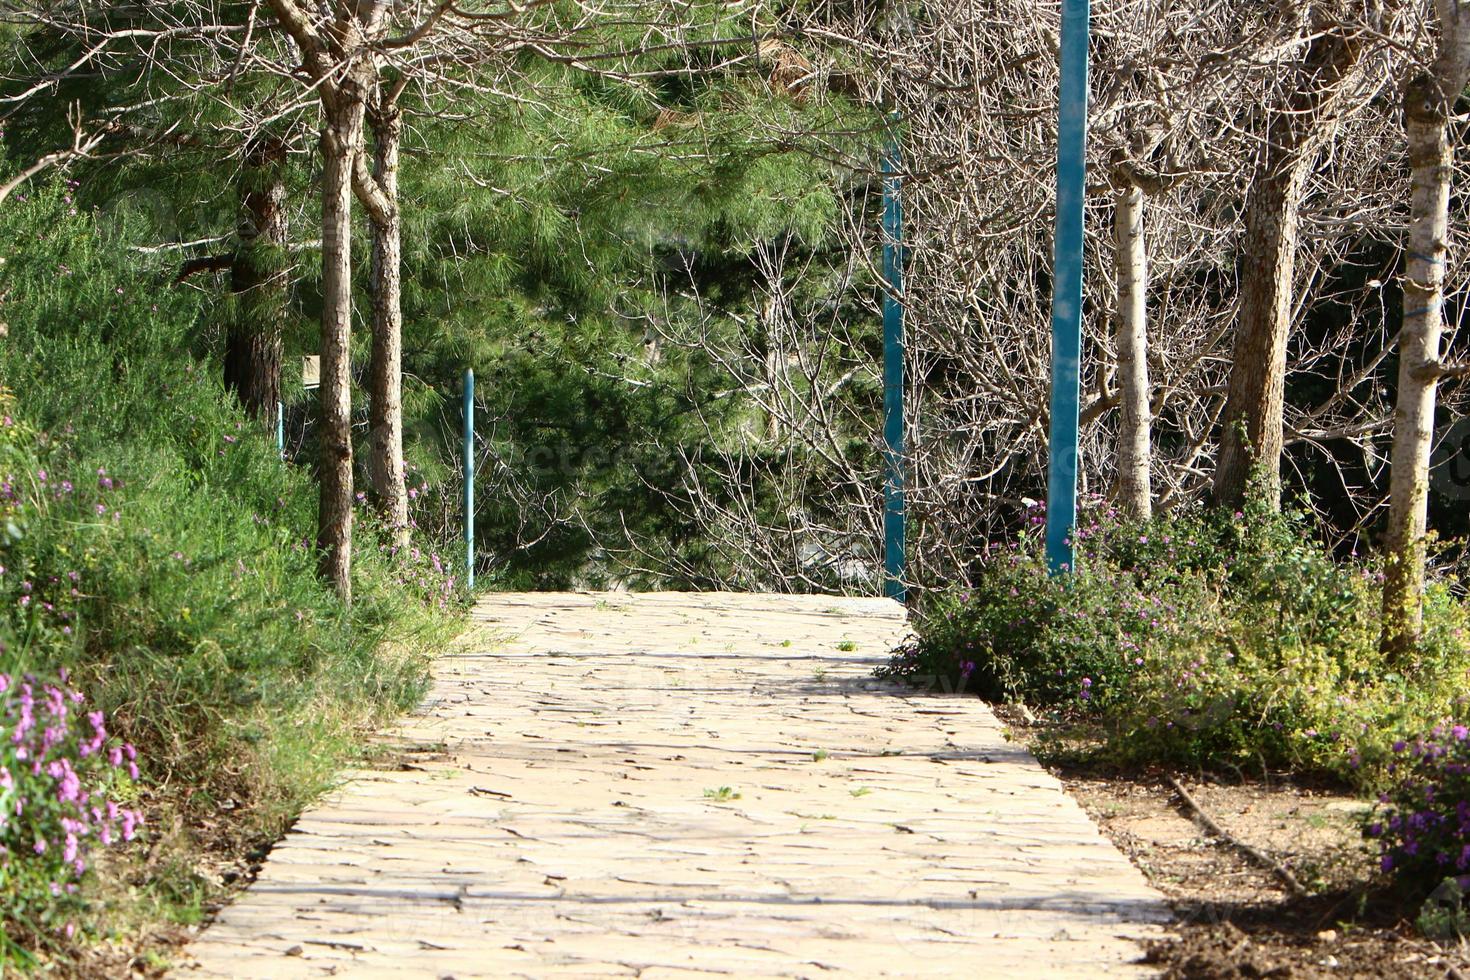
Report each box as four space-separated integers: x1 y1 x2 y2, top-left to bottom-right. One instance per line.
181 592 1171 978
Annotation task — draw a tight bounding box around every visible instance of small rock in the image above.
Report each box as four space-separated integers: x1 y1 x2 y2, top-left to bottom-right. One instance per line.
1317 929 1338 943
284 945 303 957
1325 800 1372 815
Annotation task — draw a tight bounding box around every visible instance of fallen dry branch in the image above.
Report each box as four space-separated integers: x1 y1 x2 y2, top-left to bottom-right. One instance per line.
1167 774 1307 898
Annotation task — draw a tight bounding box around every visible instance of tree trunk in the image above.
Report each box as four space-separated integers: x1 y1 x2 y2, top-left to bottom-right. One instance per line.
761 293 788 442
224 136 287 430
1212 142 1309 511
1212 22 1364 511
1381 76 1453 660
366 104 409 548
1112 178 1151 519
317 94 366 602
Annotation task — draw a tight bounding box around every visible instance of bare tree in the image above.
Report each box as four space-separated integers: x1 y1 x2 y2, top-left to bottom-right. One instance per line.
1213 1 1383 510
258 0 426 599
1381 0 1470 658
1111 166 1153 518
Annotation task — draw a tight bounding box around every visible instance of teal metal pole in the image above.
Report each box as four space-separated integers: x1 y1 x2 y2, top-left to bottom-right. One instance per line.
463 369 475 592
1046 0 1090 575
276 400 284 457
881 132 907 601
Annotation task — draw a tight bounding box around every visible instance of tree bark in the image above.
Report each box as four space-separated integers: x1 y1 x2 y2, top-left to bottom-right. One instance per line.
316 91 367 602
1381 60 1463 660
761 293 789 442
365 102 409 548
260 0 394 602
1212 21 1365 511
1212 138 1309 511
1112 177 1151 519
224 136 287 430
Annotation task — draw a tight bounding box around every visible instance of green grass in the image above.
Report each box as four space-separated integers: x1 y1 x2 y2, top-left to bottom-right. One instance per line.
703 786 741 802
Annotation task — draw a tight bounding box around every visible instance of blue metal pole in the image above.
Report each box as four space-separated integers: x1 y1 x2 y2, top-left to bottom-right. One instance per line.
1045 0 1090 575
276 400 284 457
463 369 475 592
882 131 907 601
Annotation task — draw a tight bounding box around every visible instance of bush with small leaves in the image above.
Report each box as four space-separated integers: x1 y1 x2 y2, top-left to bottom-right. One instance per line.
883 492 1470 785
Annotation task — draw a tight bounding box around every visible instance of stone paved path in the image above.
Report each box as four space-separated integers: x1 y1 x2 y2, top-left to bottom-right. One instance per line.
182 592 1171 978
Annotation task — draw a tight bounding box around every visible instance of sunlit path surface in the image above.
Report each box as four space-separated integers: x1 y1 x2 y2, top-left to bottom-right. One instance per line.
180 592 1170 978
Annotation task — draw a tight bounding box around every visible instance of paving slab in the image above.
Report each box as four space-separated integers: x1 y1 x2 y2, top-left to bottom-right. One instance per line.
180 592 1171 978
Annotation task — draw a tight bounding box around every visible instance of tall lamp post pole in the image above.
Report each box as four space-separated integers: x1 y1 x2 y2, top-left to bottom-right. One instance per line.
463 368 475 593
882 129 907 601
1045 0 1091 574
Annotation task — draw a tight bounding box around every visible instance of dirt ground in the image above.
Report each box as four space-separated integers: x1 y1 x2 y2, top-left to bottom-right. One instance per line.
1051 763 1470 978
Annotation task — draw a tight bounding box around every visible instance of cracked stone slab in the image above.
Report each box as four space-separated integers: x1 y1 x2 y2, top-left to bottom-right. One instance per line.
179 592 1171 978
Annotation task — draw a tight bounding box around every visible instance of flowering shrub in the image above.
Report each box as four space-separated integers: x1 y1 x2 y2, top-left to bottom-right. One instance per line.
883 494 1470 783
1367 728 1470 899
881 510 1214 705
880 495 1237 706
1 670 142 942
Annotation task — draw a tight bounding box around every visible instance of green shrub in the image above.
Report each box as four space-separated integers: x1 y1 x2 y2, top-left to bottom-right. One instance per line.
883 494 1470 785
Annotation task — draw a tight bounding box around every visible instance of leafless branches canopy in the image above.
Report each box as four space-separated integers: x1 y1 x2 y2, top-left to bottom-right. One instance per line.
5 0 1469 603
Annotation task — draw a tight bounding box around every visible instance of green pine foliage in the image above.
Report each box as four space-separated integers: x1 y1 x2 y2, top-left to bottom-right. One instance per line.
390 63 879 586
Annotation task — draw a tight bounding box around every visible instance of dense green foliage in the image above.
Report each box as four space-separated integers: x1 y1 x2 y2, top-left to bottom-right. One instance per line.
883 493 1470 787
0 182 456 958
389 78 876 587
